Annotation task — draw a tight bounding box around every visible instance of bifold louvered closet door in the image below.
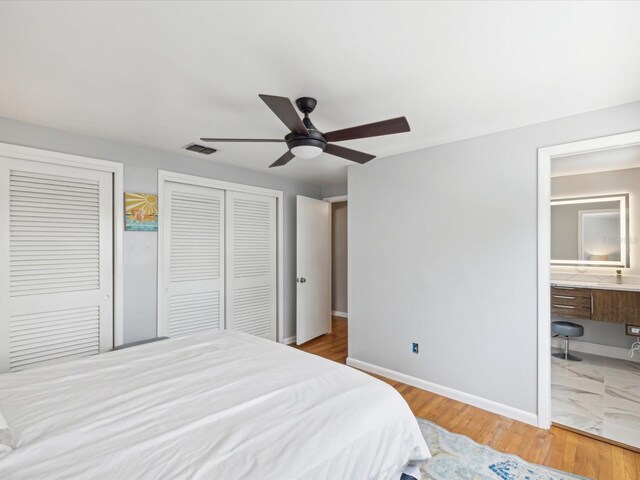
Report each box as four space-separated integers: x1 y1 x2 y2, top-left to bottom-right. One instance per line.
161 182 224 337
226 191 277 340
0 158 113 372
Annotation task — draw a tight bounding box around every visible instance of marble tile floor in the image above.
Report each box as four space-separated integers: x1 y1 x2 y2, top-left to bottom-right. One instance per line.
551 348 640 448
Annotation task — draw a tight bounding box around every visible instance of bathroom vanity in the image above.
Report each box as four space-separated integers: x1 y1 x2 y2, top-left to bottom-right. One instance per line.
551 275 640 324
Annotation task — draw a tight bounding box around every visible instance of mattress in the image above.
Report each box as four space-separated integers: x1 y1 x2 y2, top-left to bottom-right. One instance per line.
0 331 429 479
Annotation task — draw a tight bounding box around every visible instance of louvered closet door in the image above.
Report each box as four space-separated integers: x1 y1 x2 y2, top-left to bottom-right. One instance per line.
226 191 276 340
0 158 113 372
161 182 224 337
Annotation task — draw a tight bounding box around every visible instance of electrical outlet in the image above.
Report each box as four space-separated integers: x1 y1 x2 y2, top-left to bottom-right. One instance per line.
412 343 419 354
626 324 640 336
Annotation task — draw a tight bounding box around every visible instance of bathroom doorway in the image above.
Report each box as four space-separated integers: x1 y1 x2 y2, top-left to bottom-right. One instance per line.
538 131 640 450
331 200 348 320
324 195 348 324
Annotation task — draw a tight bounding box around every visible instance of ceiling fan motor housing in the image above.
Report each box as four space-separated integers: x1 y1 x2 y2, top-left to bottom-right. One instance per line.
285 130 327 152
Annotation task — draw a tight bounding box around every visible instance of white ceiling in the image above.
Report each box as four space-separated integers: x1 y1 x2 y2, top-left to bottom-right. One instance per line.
551 144 640 177
1 1 639 186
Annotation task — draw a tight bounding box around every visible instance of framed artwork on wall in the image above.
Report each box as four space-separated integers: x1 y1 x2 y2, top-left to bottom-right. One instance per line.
125 192 158 231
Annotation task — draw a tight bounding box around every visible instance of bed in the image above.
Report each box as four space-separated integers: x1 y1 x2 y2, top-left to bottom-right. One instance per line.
0 330 429 479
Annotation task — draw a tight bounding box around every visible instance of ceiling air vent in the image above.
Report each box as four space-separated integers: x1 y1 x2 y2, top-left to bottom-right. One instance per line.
184 143 217 155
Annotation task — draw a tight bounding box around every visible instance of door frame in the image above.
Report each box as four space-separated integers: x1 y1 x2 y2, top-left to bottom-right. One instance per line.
323 195 348 203
537 129 640 429
0 141 125 346
157 170 285 342
323 195 348 320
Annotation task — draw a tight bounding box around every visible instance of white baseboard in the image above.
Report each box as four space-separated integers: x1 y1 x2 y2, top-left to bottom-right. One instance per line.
283 336 297 345
346 357 538 427
551 337 639 362
332 311 348 318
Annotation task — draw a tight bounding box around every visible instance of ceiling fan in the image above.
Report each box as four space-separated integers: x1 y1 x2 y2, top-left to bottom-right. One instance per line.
201 95 410 168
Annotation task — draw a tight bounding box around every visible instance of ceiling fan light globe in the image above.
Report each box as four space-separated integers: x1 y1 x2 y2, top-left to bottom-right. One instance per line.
291 145 323 159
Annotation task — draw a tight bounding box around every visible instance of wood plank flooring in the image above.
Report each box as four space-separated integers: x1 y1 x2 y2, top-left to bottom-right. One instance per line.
297 317 640 480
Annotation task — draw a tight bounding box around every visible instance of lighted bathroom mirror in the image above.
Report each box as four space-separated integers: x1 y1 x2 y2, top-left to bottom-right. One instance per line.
550 194 629 267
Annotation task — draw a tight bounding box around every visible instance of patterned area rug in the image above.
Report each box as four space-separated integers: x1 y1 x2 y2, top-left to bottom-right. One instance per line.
417 419 589 480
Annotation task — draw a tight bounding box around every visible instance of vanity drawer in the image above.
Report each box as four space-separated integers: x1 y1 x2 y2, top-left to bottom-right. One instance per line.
551 286 591 298
551 286 592 318
550 304 592 319
549 293 591 308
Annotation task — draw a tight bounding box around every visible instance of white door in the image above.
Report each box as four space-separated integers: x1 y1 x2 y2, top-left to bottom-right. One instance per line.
296 195 331 345
0 158 113 372
226 191 277 340
160 182 224 337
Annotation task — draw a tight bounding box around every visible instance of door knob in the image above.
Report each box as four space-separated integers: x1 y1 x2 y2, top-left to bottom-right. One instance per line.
298 277 307 283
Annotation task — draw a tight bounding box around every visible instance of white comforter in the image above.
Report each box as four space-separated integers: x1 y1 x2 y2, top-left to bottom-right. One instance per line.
0 331 429 479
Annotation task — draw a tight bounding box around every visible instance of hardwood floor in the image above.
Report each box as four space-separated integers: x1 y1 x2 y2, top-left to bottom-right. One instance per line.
298 317 640 480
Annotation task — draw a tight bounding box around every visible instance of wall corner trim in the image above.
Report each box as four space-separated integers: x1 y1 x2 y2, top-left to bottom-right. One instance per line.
346 356 539 427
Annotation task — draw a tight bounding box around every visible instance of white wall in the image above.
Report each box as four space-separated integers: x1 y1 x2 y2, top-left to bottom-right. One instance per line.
0 116 321 343
348 101 640 416
321 182 347 198
331 202 348 314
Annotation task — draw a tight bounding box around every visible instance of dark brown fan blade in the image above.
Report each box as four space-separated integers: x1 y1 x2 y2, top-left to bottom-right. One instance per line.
259 94 309 136
324 116 410 143
324 144 376 164
269 150 295 168
200 138 285 143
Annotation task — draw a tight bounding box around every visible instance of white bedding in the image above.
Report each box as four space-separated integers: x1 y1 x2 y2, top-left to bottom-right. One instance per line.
0 331 429 479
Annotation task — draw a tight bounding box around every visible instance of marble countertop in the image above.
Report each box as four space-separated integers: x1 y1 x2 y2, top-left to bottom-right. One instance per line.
551 273 640 292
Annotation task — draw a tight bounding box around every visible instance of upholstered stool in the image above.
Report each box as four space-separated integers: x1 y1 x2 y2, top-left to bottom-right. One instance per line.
551 321 584 361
